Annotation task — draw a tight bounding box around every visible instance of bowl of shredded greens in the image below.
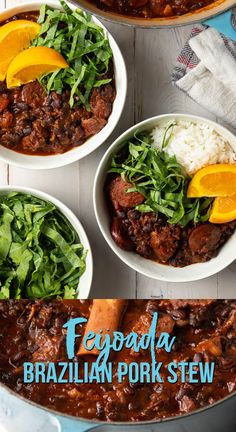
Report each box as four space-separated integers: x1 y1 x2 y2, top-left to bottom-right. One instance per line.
94 113 236 282
0 186 93 299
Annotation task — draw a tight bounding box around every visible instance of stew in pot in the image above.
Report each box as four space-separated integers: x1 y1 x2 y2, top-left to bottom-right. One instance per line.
0 299 235 421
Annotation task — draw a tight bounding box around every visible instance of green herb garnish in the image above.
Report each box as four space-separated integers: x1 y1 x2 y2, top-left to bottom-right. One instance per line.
0 193 86 299
32 0 113 109
109 130 212 226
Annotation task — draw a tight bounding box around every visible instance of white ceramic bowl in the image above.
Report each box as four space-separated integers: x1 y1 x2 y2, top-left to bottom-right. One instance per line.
0 186 93 298
0 0 127 169
94 113 236 282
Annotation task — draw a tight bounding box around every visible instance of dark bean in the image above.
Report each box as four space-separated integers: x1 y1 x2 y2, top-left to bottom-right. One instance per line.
124 385 135 395
146 301 158 316
128 209 140 220
171 309 187 320
189 308 209 327
221 356 236 370
52 98 61 109
129 381 144 389
176 387 188 401
136 242 153 258
116 210 126 218
171 340 181 352
12 102 28 113
227 331 236 339
96 402 105 419
128 401 140 411
3 133 21 146
11 350 30 363
23 127 32 136
128 226 134 235
143 223 152 233
49 396 56 404
154 383 163 394
221 306 231 318
0 83 7 93
179 395 196 412
193 352 203 363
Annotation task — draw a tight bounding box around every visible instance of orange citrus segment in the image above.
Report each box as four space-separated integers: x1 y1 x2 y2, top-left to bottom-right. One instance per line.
6 46 69 88
187 164 236 198
0 20 40 81
209 193 236 223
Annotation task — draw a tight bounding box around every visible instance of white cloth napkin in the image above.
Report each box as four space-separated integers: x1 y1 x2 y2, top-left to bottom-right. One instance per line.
172 26 236 128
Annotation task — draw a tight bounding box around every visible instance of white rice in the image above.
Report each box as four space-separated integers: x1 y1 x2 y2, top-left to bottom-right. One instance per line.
151 120 236 175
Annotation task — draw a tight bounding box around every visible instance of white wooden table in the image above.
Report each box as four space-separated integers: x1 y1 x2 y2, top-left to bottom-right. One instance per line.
1 0 236 299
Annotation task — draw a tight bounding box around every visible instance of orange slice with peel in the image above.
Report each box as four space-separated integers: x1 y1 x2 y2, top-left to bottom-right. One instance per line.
6 46 69 88
209 193 236 223
0 20 40 81
187 164 236 198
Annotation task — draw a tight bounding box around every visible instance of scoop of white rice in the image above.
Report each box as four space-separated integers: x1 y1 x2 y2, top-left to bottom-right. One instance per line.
151 120 236 175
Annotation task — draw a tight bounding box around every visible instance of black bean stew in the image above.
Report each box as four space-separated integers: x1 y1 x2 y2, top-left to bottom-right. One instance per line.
107 175 236 267
0 300 236 421
89 0 216 18
0 13 116 155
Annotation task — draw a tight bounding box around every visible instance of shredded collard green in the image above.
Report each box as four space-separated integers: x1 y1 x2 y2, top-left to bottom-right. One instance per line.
109 130 212 226
32 0 113 109
0 193 86 299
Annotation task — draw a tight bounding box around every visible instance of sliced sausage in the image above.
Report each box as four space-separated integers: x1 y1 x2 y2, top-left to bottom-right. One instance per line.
188 224 221 255
108 176 145 210
111 217 134 251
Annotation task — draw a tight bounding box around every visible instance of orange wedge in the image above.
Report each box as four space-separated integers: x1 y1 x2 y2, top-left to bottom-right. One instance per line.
0 20 40 81
6 46 69 88
187 164 236 198
209 193 236 223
